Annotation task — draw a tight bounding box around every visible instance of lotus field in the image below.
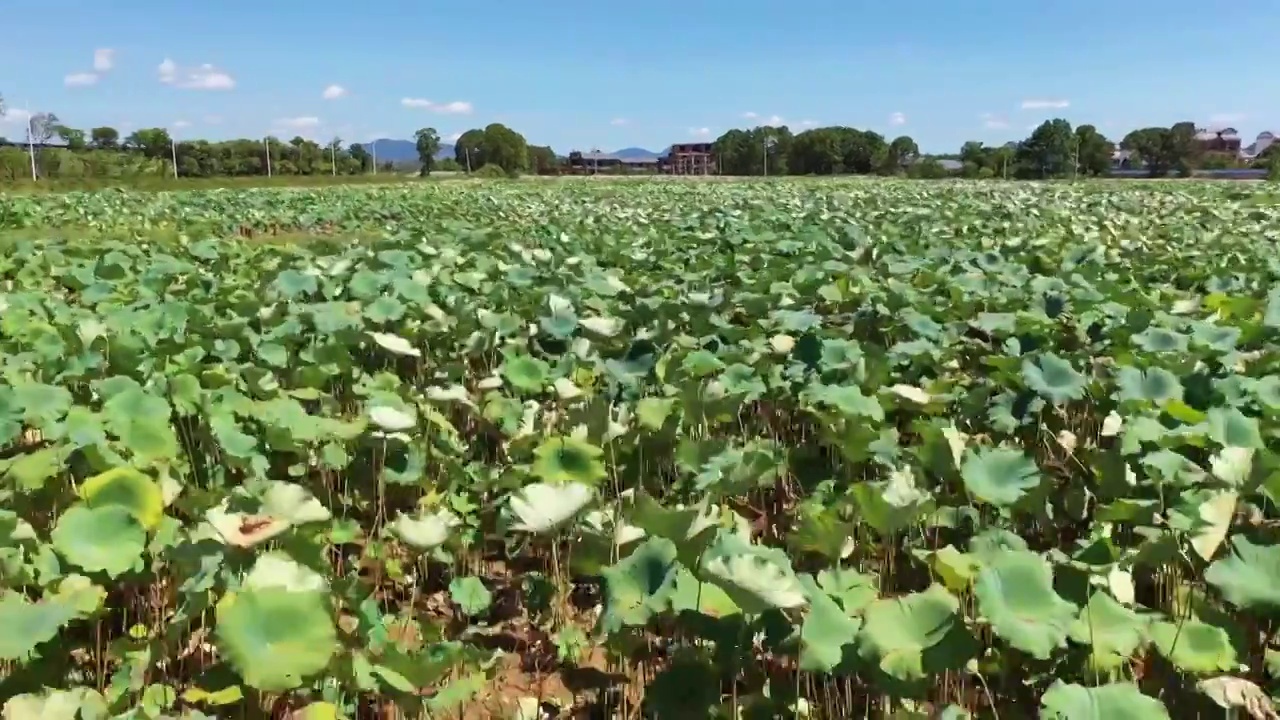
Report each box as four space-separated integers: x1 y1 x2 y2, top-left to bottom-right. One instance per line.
5 179 1280 719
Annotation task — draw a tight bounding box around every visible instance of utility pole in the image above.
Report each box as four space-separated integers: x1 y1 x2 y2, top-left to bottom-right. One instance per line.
264 137 273 177
25 103 37 181
330 141 337 176
170 125 179 179
465 148 472 173
371 140 378 174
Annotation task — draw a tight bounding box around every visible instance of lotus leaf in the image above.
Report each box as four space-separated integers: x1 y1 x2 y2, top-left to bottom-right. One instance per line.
974 549 1076 659
1040 681 1169 719
960 446 1042 506
699 531 807 614
78 466 164 530
51 504 146 578
857 584 975 681
214 588 337 691
599 537 679 631
1205 537 1280 609
508 481 594 533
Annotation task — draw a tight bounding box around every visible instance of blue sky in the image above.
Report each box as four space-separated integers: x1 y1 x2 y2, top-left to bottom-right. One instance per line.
1 0 1278 154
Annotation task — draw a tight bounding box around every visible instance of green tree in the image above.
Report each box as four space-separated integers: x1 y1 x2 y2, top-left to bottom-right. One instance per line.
55 126 87 151
479 123 529 175
526 145 558 174
1016 119 1074 178
454 129 485 172
1121 127 1170 177
89 126 119 150
881 136 919 174
413 127 440 176
1073 124 1113 177
348 143 372 173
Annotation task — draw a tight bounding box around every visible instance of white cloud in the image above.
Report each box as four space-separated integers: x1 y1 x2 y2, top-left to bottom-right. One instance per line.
743 111 785 126
610 117 628 126
799 119 819 127
446 132 462 142
1020 99 1070 110
322 84 347 100
64 72 99 87
0 108 33 126
159 58 235 90
690 127 712 138
400 98 472 114
275 116 322 130
1208 113 1246 125
982 113 1010 130
93 48 115 72
172 120 191 129
889 111 906 126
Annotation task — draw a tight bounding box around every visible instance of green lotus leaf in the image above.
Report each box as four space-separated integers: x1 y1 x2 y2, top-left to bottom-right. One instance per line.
816 567 878 614
857 584 975 681
390 508 460 552
599 536 679 632
501 354 549 393
2 688 108 720
0 592 77 660
1207 407 1263 449
699 531 807 614
797 574 862 673
51 504 146 578
804 383 885 420
960 446 1043 506
214 588 337 691
1040 681 1169 719
368 404 416 431
1186 490 1237 561
1149 619 1238 673
1115 365 1183 406
669 566 740 619
1205 537 1280 609
244 551 329 593
975 549 1076 659
1022 353 1086 404
579 315 623 337
929 545 983 592
448 576 492 616
508 481 594 533
531 436 606 486
368 331 420 357
79 466 164 530
1069 592 1150 669
1132 327 1188 353
51 574 108 616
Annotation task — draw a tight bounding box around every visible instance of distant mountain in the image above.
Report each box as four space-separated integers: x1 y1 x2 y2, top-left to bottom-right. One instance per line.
360 138 455 163
613 147 662 159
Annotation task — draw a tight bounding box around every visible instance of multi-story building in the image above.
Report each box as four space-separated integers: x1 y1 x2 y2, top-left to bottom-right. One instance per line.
1194 127 1243 154
665 142 715 175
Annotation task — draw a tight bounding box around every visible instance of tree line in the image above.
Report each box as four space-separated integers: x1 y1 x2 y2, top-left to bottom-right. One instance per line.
0 91 554 183
1 90 1276 184
712 118 1277 180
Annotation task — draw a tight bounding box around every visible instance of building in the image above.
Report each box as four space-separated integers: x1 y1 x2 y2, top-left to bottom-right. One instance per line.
565 151 661 174
1194 127 1242 154
666 142 715 175
1242 131 1276 161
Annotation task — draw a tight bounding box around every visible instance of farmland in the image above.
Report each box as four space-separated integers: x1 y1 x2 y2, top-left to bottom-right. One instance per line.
2 178 1280 719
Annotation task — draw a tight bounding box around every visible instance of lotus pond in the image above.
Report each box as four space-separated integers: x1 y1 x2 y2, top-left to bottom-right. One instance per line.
3 179 1280 719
